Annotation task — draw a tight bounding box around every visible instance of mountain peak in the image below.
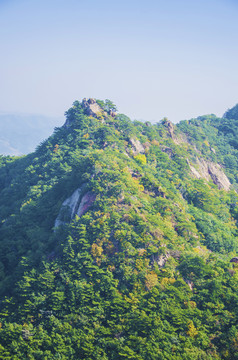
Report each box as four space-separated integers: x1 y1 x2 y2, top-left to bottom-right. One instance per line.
64 98 118 128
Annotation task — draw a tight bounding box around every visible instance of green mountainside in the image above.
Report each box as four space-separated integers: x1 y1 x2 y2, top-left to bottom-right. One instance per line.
1 99 238 359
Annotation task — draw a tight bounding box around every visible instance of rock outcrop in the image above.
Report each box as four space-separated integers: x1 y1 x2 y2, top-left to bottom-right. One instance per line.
163 118 175 139
81 98 103 117
54 185 96 228
55 187 83 228
188 158 231 191
184 279 194 291
156 253 170 267
76 192 96 217
151 251 170 268
208 162 231 190
129 138 145 155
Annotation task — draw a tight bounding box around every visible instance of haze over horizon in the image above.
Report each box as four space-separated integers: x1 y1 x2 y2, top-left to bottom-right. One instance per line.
0 0 238 123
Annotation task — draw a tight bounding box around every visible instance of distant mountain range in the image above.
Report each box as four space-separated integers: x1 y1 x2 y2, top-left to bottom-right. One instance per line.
0 113 64 156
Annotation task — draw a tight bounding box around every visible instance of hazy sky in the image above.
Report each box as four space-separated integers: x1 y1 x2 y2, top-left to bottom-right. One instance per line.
0 0 238 123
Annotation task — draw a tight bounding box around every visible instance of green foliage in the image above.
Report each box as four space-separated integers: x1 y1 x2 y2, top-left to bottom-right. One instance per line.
1 99 238 358
96 99 117 113
134 154 147 165
224 103 238 121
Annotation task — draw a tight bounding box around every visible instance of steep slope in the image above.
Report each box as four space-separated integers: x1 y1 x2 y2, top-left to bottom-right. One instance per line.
1 99 238 359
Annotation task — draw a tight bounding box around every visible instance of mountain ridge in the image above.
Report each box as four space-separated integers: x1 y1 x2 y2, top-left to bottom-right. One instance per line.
1 99 238 359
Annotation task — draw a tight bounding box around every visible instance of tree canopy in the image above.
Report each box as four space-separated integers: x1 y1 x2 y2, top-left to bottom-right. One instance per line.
0 99 238 359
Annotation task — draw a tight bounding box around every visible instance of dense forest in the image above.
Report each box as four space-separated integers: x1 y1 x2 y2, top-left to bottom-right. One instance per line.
1 99 238 359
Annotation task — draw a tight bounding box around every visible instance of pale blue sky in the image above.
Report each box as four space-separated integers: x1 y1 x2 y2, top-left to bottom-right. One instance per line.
0 0 238 123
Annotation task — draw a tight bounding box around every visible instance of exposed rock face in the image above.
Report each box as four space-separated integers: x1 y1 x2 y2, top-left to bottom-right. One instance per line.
82 98 103 117
151 252 170 268
156 253 170 267
208 162 231 190
54 185 96 228
184 279 194 291
163 119 175 139
188 158 231 191
167 121 175 138
129 138 145 155
55 187 83 228
189 164 203 179
76 192 96 217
